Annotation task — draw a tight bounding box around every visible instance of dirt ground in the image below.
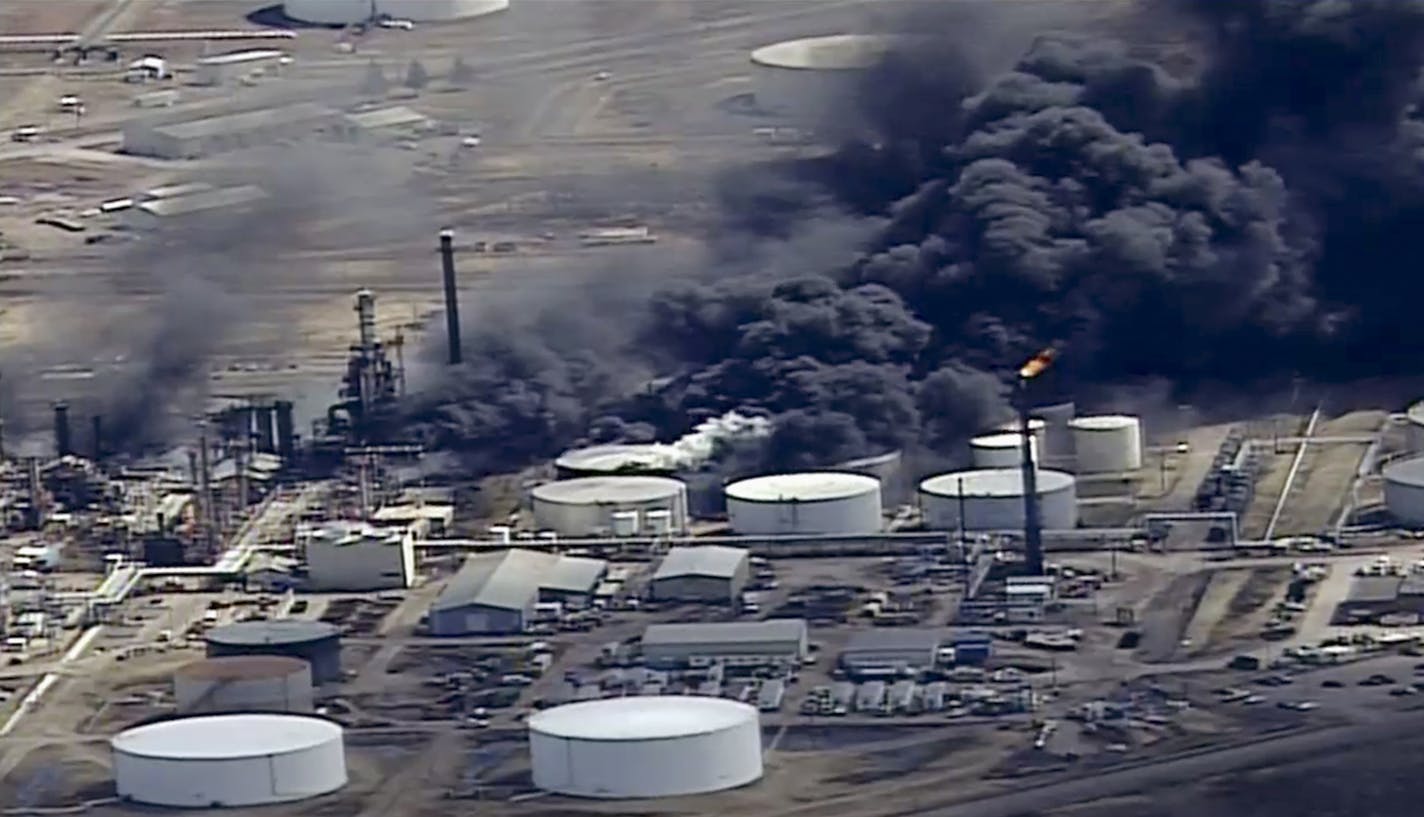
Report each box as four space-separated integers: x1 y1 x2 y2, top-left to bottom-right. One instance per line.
0 1 103 34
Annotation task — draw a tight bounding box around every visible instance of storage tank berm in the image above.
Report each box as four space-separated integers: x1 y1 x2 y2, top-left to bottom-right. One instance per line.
173 656 314 714
970 432 1038 469
111 714 346 807
1069 415 1143 473
1385 456 1424 526
531 476 688 537
919 468 1078 531
529 696 762 798
1407 401 1424 453
725 472 882 535
750 34 897 119
284 0 509 24
205 620 342 683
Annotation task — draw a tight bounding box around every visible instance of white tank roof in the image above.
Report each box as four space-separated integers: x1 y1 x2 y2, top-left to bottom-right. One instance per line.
726 472 879 503
555 444 672 472
1069 415 1138 430
971 432 1028 449
533 476 683 505
111 714 340 760
1385 456 1424 487
921 468 1075 498
750 34 899 71
530 696 755 741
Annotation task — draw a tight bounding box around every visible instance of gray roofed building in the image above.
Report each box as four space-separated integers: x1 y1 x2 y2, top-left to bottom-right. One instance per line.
1346 575 1402 604
650 545 749 604
840 628 943 676
137 185 268 217
641 618 807 667
122 102 336 159
428 549 607 635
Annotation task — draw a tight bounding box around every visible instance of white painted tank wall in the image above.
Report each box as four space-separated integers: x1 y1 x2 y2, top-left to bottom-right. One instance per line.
284 0 508 23
113 729 345 807
750 35 896 121
920 470 1078 531
725 475 882 535
530 716 762 798
997 419 1047 456
174 667 314 714
971 433 1038 469
531 478 689 536
1385 457 1424 527
1407 402 1424 453
1034 402 1076 461
1070 416 1143 473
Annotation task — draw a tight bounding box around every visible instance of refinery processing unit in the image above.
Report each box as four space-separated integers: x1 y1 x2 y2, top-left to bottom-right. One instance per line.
6 2 1424 817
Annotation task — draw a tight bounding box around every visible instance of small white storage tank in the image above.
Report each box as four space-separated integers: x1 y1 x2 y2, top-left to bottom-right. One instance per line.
111 714 346 808
750 34 898 120
610 510 640 537
970 432 1039 468
1069 415 1143 473
531 476 687 537
997 418 1047 453
919 469 1078 531
529 696 762 798
1407 401 1424 452
1033 401 1077 462
725 472 882 535
1384 456 1424 526
173 656 313 714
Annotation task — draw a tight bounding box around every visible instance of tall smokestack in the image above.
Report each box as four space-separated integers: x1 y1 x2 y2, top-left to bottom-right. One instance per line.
255 405 276 453
355 289 377 354
275 400 296 464
91 415 103 461
197 425 215 553
439 228 463 366
1017 384 1044 576
53 402 71 457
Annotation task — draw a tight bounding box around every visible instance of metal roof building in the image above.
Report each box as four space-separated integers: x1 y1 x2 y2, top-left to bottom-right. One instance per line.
642 619 808 667
122 102 337 159
650 545 749 604
338 106 432 140
136 185 268 218
428 549 607 635
839 629 943 676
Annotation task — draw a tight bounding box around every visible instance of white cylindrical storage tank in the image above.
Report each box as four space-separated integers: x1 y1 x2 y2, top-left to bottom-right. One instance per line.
725 472 882 535
644 509 673 536
1069 415 1143 473
529 697 762 798
919 469 1078 531
997 418 1047 455
750 35 897 120
111 714 346 808
970 432 1039 469
284 0 508 23
531 476 687 537
554 444 676 479
1407 402 1424 453
1384 456 1424 527
610 510 640 537
173 656 314 715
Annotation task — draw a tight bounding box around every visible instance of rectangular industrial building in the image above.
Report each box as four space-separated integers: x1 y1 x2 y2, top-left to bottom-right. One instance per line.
428 549 607 636
649 545 749 603
304 521 415 592
135 185 267 218
122 102 336 159
840 629 943 676
193 49 286 86
337 106 432 140
641 619 808 667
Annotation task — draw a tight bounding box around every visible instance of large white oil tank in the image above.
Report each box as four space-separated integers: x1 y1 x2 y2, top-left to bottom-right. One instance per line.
531 476 688 537
1069 415 1143 473
283 0 508 24
1384 456 1424 526
173 656 314 715
970 432 1039 469
529 696 762 798
111 714 346 808
1407 401 1424 452
750 34 898 120
919 469 1078 531
725 472 882 535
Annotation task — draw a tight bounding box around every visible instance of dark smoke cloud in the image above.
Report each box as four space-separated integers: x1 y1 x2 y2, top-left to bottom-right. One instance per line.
406 0 1424 476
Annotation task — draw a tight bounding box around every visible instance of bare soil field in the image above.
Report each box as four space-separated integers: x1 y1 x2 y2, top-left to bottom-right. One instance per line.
0 1 103 35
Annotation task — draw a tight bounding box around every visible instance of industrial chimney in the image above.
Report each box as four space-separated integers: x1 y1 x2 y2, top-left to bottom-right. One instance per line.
255 405 276 453
439 228 463 365
91 415 103 461
275 400 296 464
53 401 72 457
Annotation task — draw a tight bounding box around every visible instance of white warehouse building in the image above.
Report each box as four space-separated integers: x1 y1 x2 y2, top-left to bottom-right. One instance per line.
649 545 750 603
111 714 346 808
1069 415 1143 473
302 521 415 591
193 50 287 86
642 618 809 667
725 472 882 535
919 469 1078 531
529 697 763 798
1385 456 1424 527
283 0 509 24
428 549 607 635
531 476 688 537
